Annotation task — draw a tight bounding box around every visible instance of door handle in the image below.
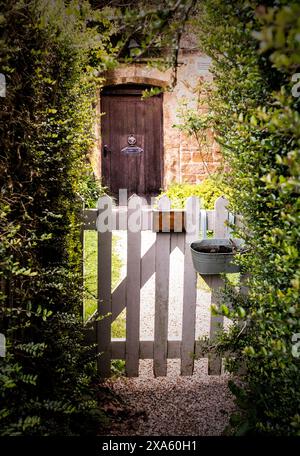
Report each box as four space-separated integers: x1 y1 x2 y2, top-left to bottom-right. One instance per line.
103 144 110 157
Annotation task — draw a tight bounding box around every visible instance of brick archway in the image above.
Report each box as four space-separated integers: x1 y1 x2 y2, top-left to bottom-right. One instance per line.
102 63 171 89
103 76 169 89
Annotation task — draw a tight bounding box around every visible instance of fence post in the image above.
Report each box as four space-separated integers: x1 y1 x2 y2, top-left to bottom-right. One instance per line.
205 275 224 375
206 196 229 375
154 196 171 376
97 195 112 377
77 195 85 323
181 196 200 375
214 196 229 238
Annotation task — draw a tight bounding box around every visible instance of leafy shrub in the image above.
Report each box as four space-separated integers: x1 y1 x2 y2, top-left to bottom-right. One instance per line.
158 175 230 209
77 164 106 208
196 0 300 436
0 0 117 435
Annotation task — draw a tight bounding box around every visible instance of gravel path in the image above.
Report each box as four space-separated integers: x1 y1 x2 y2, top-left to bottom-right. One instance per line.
107 231 236 436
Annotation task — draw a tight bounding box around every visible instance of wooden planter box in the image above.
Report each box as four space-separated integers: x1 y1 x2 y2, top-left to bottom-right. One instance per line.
190 238 245 274
153 210 186 233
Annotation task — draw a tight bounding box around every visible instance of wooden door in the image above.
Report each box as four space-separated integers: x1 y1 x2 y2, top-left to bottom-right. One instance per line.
101 84 163 196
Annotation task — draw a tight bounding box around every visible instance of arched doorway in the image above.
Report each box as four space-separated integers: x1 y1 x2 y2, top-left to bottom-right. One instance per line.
101 84 163 196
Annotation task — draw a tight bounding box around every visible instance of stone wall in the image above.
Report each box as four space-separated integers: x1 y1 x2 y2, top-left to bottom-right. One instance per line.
92 39 222 189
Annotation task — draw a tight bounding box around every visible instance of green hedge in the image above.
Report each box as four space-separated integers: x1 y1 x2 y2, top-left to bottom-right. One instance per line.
196 0 300 435
0 0 115 435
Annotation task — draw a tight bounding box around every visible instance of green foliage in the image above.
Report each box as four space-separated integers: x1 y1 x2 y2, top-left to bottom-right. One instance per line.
84 232 123 323
111 359 126 377
0 0 119 435
158 175 230 209
196 0 300 436
78 164 106 208
141 87 164 99
90 0 196 86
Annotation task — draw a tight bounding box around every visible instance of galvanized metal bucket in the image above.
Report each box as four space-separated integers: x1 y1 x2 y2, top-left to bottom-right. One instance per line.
190 238 245 275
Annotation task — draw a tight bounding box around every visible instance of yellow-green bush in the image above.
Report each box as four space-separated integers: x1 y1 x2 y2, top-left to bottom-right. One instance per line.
158 175 230 209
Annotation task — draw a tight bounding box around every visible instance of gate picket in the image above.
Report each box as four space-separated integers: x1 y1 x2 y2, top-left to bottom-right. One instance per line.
96 195 113 377
154 196 171 376
126 195 142 376
181 197 200 376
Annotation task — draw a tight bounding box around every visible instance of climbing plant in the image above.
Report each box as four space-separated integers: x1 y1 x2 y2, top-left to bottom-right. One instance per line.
194 0 300 435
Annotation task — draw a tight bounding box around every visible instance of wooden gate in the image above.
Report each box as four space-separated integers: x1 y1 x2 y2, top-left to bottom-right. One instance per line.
83 195 236 378
101 84 163 196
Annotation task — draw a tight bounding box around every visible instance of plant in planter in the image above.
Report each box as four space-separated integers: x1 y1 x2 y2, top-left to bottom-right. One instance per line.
190 238 246 275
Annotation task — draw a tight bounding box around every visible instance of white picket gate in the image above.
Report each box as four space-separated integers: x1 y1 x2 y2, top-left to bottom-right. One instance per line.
83 195 236 378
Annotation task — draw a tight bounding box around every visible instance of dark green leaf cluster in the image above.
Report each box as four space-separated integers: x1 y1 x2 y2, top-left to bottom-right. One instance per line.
0 0 116 435
196 0 300 435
